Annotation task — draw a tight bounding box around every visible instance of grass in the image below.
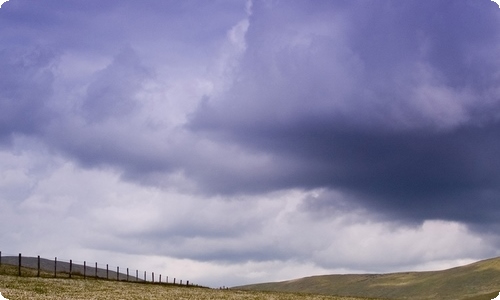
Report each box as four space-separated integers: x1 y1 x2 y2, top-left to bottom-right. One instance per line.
0 265 383 300
235 256 500 300
7 257 500 300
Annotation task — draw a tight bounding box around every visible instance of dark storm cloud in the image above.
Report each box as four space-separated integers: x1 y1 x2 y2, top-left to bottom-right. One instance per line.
289 124 500 224
2 0 500 285
190 0 500 225
2 0 500 227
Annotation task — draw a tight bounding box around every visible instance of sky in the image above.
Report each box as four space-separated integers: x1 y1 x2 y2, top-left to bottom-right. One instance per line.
1 0 500 288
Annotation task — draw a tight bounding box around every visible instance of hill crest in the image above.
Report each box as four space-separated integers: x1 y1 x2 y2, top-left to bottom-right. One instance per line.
234 256 500 300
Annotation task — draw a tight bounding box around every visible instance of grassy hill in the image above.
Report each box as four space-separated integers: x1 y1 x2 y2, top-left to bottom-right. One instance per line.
234 257 500 300
0 256 143 281
0 264 383 300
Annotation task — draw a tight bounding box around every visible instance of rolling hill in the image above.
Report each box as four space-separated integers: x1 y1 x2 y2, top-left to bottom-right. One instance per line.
0 256 142 281
234 257 500 300
0 263 386 300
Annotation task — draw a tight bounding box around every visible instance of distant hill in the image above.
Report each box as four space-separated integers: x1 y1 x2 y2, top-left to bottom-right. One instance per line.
234 257 500 300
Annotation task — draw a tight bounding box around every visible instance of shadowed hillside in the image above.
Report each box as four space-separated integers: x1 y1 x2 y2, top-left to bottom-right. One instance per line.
234 257 500 300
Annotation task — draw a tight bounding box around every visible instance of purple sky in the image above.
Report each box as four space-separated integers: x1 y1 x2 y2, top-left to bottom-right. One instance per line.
1 0 500 287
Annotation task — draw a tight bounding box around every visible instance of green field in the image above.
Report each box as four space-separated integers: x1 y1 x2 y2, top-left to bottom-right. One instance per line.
3 258 500 300
0 264 381 300
235 257 500 300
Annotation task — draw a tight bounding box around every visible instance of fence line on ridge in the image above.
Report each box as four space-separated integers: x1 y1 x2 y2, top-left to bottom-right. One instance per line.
0 251 198 287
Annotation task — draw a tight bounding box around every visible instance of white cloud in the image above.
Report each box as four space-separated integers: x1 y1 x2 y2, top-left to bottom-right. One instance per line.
0 0 8 9
1 151 494 287
492 0 500 8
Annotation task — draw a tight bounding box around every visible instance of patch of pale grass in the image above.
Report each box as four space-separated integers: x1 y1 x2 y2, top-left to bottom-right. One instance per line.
0 274 379 300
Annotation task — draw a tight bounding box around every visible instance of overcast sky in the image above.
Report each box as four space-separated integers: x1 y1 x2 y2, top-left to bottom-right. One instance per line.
1 0 500 288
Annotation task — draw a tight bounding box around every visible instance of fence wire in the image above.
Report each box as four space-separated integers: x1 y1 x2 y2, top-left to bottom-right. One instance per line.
0 251 193 287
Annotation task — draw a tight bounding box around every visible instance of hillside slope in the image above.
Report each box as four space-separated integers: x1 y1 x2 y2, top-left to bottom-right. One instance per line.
234 257 500 300
0 268 379 300
0 256 142 281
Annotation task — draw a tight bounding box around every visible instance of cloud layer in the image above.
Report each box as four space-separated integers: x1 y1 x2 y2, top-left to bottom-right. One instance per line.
1 0 500 287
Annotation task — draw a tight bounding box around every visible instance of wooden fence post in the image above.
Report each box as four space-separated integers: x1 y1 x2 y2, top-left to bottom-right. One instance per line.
37 255 40 277
152 272 154 283
18 253 21 276
159 274 161 283
127 268 129 281
117 266 119 281
95 262 98 279
166 276 168 283
84 261 86 279
136 270 138 282
144 271 146 281
106 264 109 279
0 250 2 266
54 257 57 278
187 280 189 286
69 260 72 278
173 278 176 285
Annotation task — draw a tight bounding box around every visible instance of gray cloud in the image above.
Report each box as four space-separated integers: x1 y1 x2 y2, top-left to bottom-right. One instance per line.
189 0 500 227
1 0 500 287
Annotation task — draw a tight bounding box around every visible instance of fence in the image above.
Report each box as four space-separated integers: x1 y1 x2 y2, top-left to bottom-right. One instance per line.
0 251 196 287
